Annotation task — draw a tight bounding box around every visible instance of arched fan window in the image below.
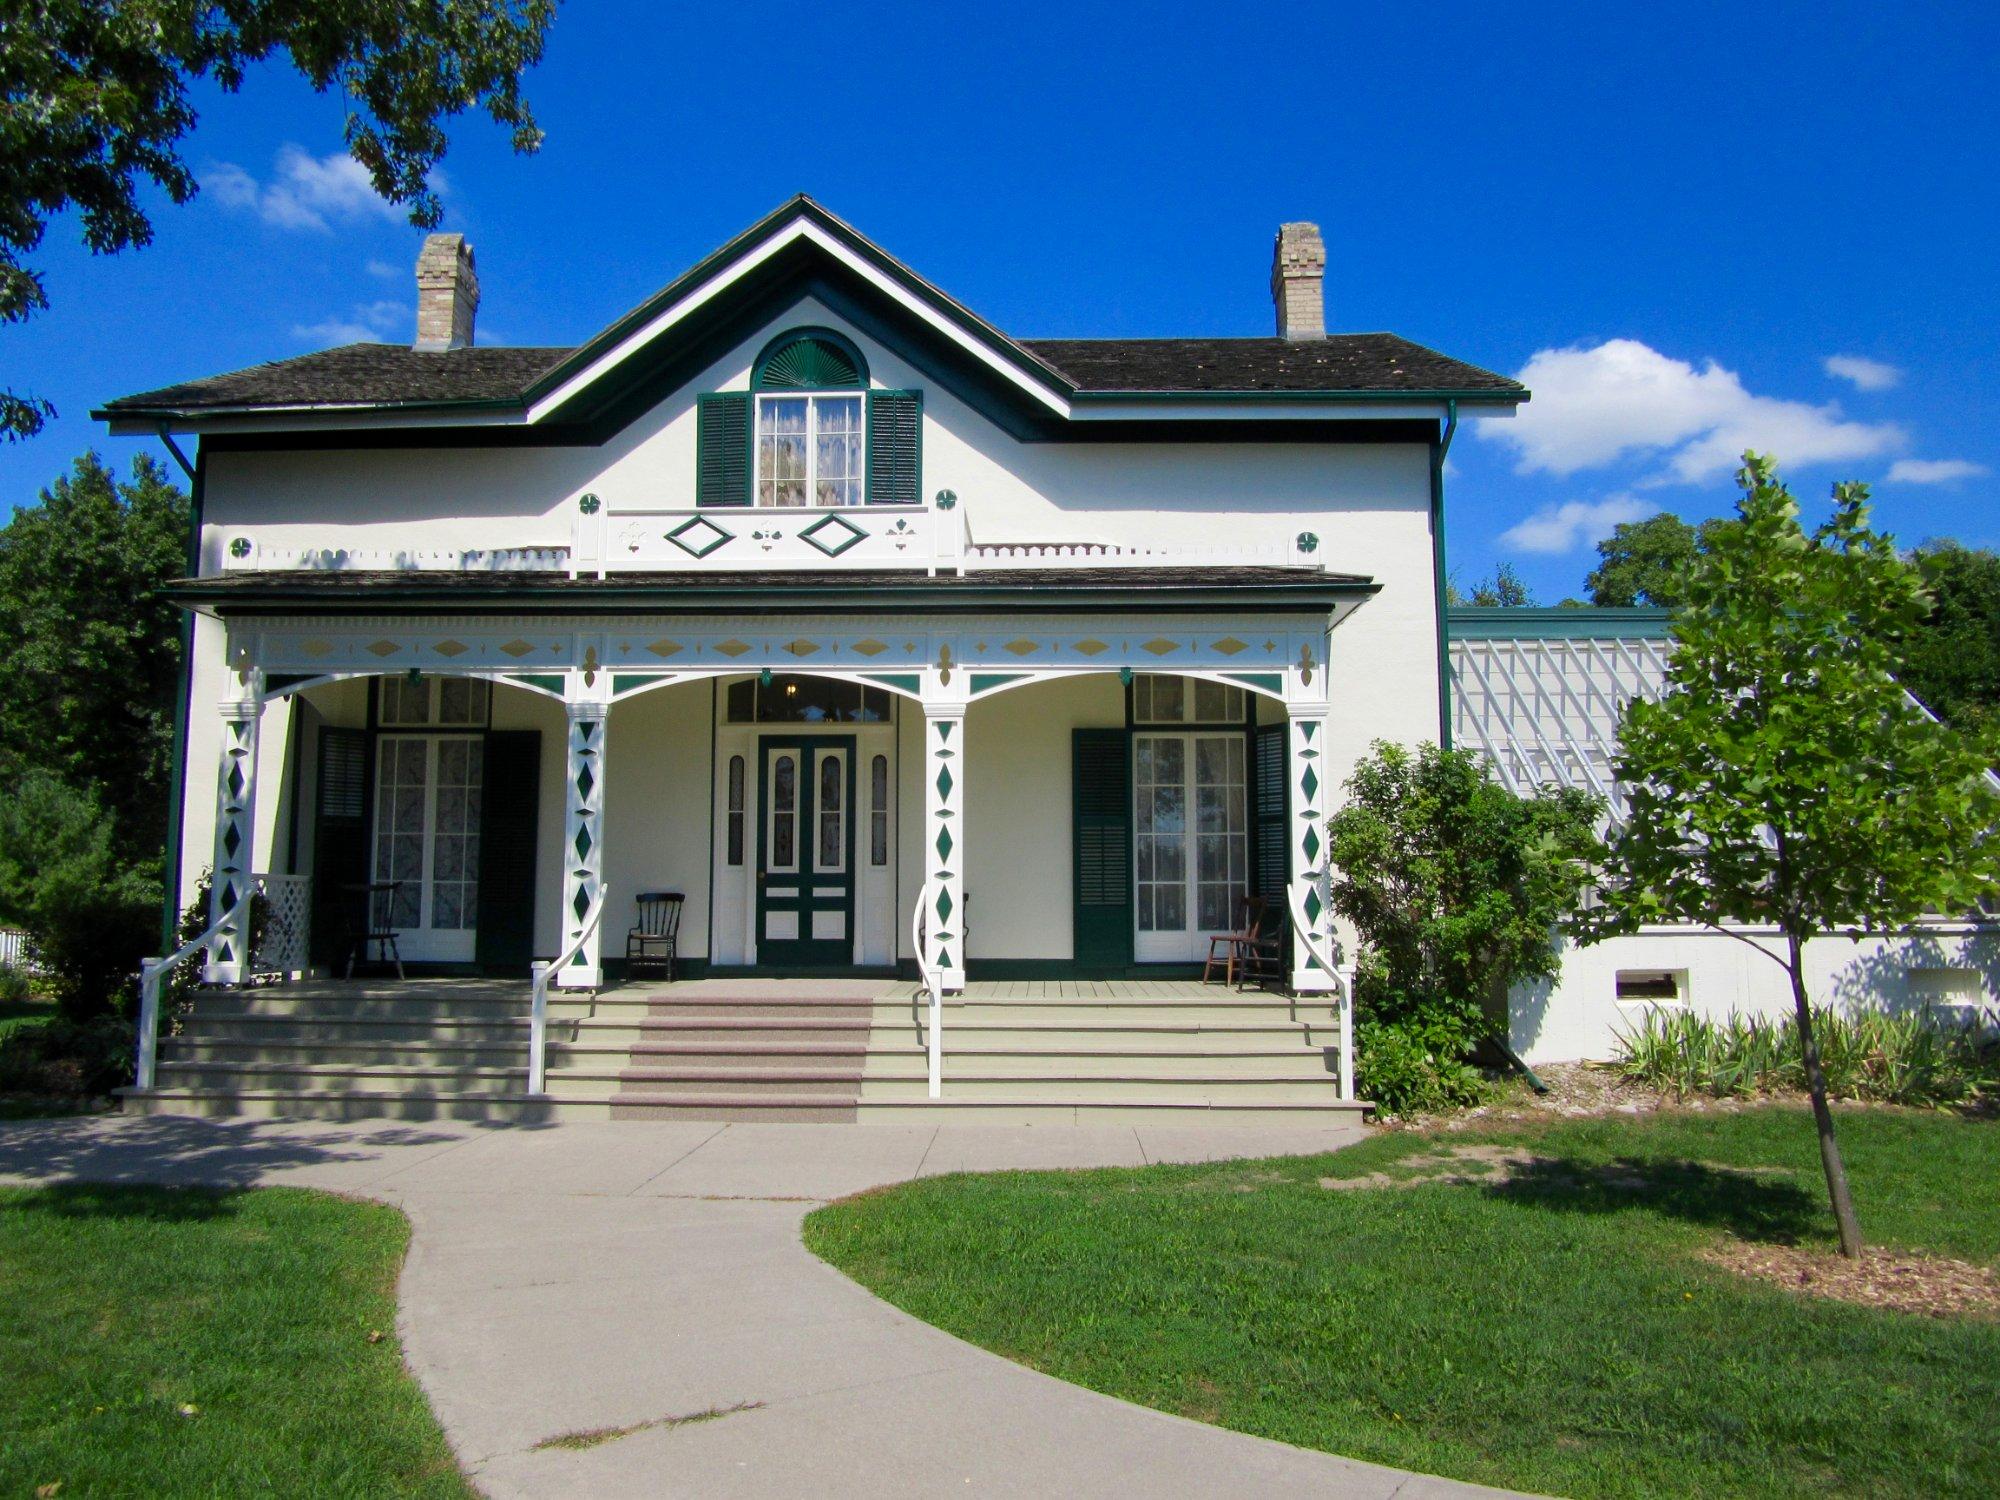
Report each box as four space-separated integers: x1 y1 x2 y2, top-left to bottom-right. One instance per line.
751 329 869 507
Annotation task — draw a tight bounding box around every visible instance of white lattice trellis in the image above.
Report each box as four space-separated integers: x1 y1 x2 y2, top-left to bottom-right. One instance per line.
253 873 313 976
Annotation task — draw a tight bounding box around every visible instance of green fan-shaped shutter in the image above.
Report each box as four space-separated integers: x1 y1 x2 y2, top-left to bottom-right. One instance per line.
866 390 922 505
1072 728 1133 970
696 392 751 506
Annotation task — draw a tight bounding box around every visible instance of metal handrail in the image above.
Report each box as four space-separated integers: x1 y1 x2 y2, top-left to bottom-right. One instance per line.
528 884 610 1095
1287 876 1357 1101
911 877 943 1098
135 890 255 1091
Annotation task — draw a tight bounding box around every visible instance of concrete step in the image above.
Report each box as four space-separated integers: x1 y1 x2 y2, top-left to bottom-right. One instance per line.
552 1067 862 1102
155 1061 526 1093
190 996 528 1021
116 1086 554 1123
164 1039 527 1068
547 996 877 1022
561 1094 859 1123
181 1015 530 1044
853 1098 1371 1125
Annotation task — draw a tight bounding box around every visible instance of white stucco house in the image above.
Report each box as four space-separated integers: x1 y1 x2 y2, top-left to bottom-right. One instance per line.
98 198 1996 1120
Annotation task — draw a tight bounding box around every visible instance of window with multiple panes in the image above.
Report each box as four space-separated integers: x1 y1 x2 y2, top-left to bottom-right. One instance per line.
724 675 893 724
756 394 863 507
869 755 889 866
726 754 746 866
695 330 922 508
1132 674 1245 726
378 676 491 728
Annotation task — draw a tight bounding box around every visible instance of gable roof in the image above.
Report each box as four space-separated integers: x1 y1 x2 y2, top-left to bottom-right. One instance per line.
98 196 1526 438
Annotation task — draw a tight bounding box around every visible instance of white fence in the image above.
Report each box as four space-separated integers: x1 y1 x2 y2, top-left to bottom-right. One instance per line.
0 927 35 972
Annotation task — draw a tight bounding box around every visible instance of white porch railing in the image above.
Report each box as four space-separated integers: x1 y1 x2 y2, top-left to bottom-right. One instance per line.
135 888 255 1091
911 877 944 1098
528 885 609 1095
1287 876 1356 1101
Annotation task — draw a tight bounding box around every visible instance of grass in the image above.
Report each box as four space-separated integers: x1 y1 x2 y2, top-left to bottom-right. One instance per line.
0 1184 472 1498
806 1106 2000 1499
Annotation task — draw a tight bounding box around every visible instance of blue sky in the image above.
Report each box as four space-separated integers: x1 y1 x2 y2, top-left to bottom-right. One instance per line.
6 0 1995 600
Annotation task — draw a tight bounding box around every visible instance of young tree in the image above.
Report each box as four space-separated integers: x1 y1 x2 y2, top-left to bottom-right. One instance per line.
1450 561 1536 608
1 0 555 437
1586 455 2000 1256
1328 741 1603 1112
0 452 189 863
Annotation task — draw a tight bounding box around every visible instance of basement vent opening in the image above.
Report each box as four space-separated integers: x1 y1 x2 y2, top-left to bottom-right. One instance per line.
1615 970 1683 1003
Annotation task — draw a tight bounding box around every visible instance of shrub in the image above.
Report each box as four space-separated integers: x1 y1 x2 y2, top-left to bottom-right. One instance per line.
1616 1005 1999 1108
0 962 32 1005
1328 741 1603 1116
0 1012 133 1099
0 772 158 1020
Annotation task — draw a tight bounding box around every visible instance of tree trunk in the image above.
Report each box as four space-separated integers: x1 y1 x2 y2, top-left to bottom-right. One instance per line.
1786 927 1864 1258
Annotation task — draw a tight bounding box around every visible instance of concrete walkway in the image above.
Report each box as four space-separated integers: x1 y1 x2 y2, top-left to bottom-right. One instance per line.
0 1115 1514 1498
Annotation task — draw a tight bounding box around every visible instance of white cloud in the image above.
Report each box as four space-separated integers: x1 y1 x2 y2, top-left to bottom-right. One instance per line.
1886 458 1990 485
1497 494 1650 555
1824 354 1902 392
1480 338 1904 483
205 146 404 232
365 258 401 279
293 300 404 346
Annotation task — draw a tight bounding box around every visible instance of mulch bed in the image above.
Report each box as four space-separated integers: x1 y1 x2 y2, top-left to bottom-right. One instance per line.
1699 1240 2000 1320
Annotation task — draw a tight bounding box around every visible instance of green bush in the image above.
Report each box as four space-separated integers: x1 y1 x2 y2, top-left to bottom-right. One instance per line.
1329 741 1603 1116
1617 1005 1999 1107
0 963 31 1005
0 772 158 1020
0 1012 133 1099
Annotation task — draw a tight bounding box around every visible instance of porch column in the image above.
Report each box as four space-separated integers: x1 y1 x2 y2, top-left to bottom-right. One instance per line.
558 697 609 987
203 688 262 984
919 685 968 992
1288 707 1336 993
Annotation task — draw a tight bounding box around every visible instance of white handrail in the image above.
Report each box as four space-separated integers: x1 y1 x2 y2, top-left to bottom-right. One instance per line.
911 877 942 1098
134 890 255 1091
1288 877 1356 1101
528 884 610 1095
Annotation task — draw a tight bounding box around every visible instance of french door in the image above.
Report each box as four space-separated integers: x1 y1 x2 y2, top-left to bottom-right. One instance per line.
1133 732 1249 962
370 734 482 962
756 737 855 967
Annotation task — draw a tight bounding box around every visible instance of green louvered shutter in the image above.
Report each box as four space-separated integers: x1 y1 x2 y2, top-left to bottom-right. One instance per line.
866 390 922 505
309 727 369 968
1252 723 1289 902
696 392 751 506
1072 728 1133 970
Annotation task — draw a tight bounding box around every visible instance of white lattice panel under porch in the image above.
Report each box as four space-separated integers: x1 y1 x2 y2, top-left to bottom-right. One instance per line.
253 873 313 976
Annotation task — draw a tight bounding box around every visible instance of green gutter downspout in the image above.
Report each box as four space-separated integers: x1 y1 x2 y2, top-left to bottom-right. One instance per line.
1430 399 1458 749
158 428 201 948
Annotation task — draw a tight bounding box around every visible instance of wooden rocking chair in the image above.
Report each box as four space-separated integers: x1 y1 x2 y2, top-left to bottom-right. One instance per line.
1202 895 1269 986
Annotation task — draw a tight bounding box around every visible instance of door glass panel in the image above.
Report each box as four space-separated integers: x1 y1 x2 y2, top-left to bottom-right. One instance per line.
817 753 845 871
431 738 482 930
373 737 427 929
1134 735 1188 933
1193 734 1247 933
726 755 746 865
870 754 889 866
769 753 797 871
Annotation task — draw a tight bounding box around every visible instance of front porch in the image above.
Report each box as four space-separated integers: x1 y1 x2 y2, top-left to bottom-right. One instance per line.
125 975 1363 1124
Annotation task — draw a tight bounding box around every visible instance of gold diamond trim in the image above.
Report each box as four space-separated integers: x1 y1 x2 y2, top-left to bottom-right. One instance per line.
432 640 470 659
365 640 402 659
645 639 684 659
1072 639 1109 657
1141 638 1181 656
714 639 753 659
851 638 888 658
299 639 334 659
1002 638 1039 657
1211 637 1249 657
783 638 821 657
499 639 537 659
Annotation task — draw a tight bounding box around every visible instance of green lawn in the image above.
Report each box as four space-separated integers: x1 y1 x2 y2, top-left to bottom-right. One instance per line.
806 1107 2000 1499
0 994 54 1040
0 1184 471 1497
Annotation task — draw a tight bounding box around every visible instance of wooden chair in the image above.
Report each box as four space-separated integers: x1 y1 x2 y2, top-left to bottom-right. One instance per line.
627 891 684 982
339 881 406 981
1203 895 1268 985
1233 900 1288 991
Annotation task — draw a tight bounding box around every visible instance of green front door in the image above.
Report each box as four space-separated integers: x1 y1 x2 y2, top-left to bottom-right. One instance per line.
756 737 856 968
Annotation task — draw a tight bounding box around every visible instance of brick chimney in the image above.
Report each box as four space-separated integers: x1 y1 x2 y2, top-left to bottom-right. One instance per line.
1270 222 1326 341
414 233 479 351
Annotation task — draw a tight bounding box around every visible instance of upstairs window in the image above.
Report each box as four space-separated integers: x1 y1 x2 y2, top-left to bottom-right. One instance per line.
695 328 921 508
